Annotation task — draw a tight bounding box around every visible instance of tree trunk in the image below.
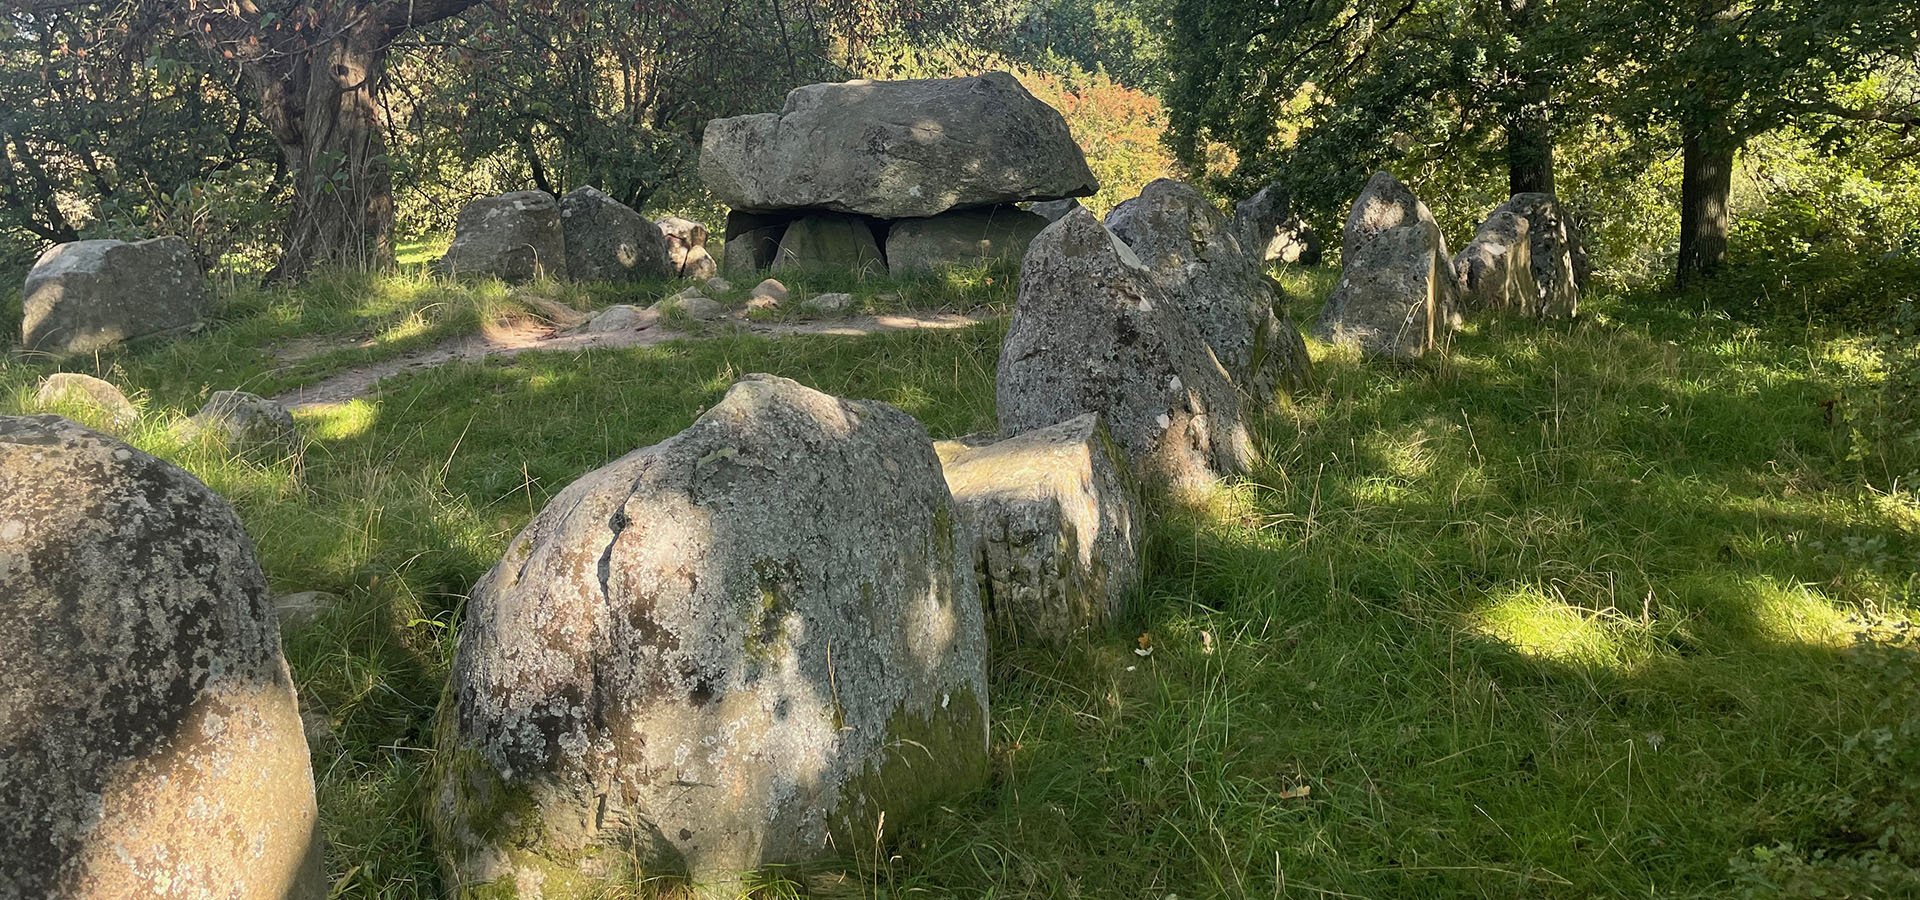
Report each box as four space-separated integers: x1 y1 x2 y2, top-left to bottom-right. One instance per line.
264 14 397 282
1501 0 1555 196
1677 118 1736 285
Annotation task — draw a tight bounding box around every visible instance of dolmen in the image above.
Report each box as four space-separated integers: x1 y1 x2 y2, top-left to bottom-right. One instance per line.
701 72 1098 277
432 375 988 895
0 415 324 900
21 236 210 354
1314 172 1459 358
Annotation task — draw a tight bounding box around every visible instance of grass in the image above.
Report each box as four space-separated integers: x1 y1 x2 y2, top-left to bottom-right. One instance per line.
2 258 1916 899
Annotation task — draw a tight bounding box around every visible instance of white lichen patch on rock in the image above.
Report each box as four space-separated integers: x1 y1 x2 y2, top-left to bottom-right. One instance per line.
432 375 988 897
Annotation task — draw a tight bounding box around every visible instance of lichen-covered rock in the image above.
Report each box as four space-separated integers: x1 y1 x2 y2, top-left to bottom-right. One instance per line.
1491 193 1582 319
654 217 717 280
649 291 725 321
184 390 300 449
997 208 1253 489
1027 198 1082 223
937 414 1137 647
772 214 884 275
35 373 137 429
432 375 988 895
1313 172 1457 358
1232 183 1322 266
1453 210 1539 314
22 237 211 354
0 415 323 900
801 292 855 316
584 305 660 333
559 187 675 283
1105 179 1312 401
701 72 1098 219
440 191 567 284
885 206 1048 276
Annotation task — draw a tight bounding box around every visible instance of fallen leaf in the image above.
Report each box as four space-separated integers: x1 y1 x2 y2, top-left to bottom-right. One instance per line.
1279 785 1311 800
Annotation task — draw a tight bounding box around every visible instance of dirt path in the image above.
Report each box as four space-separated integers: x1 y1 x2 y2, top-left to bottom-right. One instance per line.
274 311 992 411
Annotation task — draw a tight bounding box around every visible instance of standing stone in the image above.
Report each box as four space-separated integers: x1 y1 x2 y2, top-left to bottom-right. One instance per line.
0 415 323 900
432 375 987 895
1491 193 1583 319
1232 184 1322 266
772 214 885 275
440 191 567 284
35 373 137 429
997 208 1253 489
1314 172 1457 358
1453 209 1539 314
886 206 1048 276
655 216 718 280
723 228 785 278
1027 199 1083 223
1105 179 1312 401
937 414 1137 647
701 72 1098 219
559 187 675 283
21 237 211 354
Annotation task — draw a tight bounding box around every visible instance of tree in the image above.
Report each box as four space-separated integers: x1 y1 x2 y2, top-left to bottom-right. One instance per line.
161 0 485 281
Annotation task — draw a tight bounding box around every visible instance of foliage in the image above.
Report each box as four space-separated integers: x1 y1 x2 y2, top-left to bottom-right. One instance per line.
1001 0 1168 91
1014 66 1175 213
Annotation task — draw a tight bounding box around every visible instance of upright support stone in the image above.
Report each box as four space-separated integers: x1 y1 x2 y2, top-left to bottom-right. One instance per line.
1453 209 1539 314
1313 172 1458 358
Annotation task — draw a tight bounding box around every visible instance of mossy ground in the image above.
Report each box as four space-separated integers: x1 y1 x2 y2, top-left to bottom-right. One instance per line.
0 255 1914 898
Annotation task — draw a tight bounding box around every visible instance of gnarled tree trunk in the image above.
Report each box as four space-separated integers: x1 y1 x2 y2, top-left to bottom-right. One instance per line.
1677 117 1735 285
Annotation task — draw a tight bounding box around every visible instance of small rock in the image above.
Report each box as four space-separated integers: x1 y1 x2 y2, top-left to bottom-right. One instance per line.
801 292 855 315
274 590 341 631
745 295 780 313
35 373 137 429
1028 198 1083 223
750 278 790 303
703 276 734 295
585 304 662 333
186 390 299 448
652 292 724 320
655 216 717 279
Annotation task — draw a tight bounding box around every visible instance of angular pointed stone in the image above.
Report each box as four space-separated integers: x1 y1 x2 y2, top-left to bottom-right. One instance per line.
1314 173 1457 358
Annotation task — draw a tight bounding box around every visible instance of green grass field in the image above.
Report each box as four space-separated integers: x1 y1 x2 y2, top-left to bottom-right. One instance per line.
2 262 1915 899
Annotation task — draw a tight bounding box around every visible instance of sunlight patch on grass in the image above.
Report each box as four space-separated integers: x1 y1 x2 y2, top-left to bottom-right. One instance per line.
1474 586 1663 670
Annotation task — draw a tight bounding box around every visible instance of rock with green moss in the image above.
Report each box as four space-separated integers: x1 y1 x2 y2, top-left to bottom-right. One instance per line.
0 415 324 900
997 207 1254 489
937 414 1138 647
433 374 988 896
1106 179 1312 401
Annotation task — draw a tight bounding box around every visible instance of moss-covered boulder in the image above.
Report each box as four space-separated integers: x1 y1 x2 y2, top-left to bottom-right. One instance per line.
937 414 1138 647
432 374 988 897
0 415 323 900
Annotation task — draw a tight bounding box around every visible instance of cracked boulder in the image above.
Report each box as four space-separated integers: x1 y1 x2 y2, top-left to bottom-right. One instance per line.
701 72 1098 220
1453 209 1539 314
937 414 1138 647
655 217 718 280
1313 172 1458 358
22 236 211 354
440 191 568 283
432 374 988 896
997 207 1253 489
1490 193 1583 319
0 415 323 900
559 187 675 283
1106 179 1312 401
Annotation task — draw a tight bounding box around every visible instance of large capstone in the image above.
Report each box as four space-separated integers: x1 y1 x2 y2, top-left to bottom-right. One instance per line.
559 187 675 283
432 374 988 894
886 206 1049 276
1105 179 1312 401
1453 209 1539 314
937 414 1138 647
1313 172 1457 358
1232 183 1322 266
439 191 567 283
997 208 1253 489
0 415 324 900
701 72 1098 220
21 237 211 354
1491 193 1583 319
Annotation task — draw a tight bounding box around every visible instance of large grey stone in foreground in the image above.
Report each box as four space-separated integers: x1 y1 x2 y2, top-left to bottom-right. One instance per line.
655 216 718 280
886 206 1048 275
0 415 323 900
937 414 1137 646
701 72 1099 219
1314 173 1456 358
1105 179 1312 401
1492 193 1582 319
22 237 210 354
440 191 567 283
997 208 1253 488
1453 209 1538 314
1233 183 1322 265
559 187 674 283
433 375 988 895
772 213 884 274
